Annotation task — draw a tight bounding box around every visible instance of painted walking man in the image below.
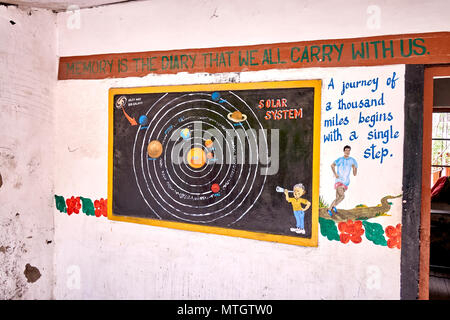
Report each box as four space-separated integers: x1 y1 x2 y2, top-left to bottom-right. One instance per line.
328 145 358 216
284 183 311 234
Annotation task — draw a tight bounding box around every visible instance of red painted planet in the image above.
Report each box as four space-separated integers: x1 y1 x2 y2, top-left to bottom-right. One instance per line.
211 183 220 193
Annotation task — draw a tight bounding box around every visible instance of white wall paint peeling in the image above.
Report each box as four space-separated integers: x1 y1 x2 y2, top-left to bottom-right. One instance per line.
0 6 56 299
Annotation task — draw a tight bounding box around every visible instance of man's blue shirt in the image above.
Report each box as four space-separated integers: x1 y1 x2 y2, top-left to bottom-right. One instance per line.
334 156 358 186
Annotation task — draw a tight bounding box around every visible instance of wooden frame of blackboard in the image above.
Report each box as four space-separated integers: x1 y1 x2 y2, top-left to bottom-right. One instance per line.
107 80 321 247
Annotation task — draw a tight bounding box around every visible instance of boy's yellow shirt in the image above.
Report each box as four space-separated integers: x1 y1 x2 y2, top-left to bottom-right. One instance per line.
287 197 309 211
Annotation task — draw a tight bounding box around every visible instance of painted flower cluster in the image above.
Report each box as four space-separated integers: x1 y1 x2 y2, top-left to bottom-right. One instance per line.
338 219 401 249
94 198 108 217
55 195 107 218
57 194 403 250
385 224 402 249
338 220 364 244
319 217 402 249
66 196 81 215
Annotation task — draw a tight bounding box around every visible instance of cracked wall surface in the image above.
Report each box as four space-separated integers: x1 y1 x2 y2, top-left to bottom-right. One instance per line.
0 5 56 300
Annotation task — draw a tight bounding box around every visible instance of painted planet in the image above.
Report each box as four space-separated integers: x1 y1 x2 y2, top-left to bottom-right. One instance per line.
205 139 213 148
139 115 149 126
206 152 214 159
227 110 247 122
211 183 220 193
211 92 221 101
147 140 163 158
186 147 206 169
180 128 191 140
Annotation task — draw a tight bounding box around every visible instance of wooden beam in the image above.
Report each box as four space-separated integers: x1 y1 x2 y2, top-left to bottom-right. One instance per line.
58 32 450 80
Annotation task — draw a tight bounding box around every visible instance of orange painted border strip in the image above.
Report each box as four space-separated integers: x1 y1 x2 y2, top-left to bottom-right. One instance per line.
419 65 450 300
59 32 450 80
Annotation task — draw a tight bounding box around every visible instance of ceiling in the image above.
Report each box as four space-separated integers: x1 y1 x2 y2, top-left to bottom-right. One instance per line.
0 0 139 11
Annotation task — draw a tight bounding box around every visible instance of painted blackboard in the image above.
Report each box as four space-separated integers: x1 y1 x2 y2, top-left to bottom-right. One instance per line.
108 81 321 246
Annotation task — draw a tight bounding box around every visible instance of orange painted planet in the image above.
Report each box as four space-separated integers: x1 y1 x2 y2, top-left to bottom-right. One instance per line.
227 110 247 122
147 140 163 158
186 147 206 169
205 139 213 148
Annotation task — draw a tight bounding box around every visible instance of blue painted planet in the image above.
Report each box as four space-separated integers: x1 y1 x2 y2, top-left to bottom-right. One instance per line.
211 92 221 101
180 128 191 140
212 92 226 103
139 115 149 126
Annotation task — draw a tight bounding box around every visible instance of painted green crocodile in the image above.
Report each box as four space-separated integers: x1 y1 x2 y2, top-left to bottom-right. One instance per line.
319 194 402 222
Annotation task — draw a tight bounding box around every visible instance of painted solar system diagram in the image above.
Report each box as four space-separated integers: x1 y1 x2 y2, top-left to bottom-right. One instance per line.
108 81 321 246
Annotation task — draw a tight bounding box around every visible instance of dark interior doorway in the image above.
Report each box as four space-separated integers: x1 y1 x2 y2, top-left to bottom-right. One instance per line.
429 77 450 300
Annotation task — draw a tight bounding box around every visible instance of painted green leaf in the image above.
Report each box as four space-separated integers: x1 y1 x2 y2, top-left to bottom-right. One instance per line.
54 195 67 213
362 220 387 246
80 197 95 216
319 195 329 208
319 217 340 241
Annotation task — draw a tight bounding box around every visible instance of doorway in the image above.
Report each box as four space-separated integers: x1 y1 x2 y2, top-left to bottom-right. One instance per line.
421 66 450 300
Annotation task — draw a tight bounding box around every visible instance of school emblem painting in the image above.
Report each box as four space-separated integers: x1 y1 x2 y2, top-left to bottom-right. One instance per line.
108 81 321 247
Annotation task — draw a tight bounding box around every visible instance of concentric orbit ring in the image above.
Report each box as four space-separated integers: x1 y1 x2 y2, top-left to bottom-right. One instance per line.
148 106 248 213
132 92 266 223
137 96 258 220
140 100 243 201
166 126 228 190
165 116 230 183
144 101 251 217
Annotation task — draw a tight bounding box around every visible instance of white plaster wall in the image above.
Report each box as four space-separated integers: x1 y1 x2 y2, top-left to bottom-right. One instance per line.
0 6 56 299
52 0 449 299
56 0 450 56
53 66 404 299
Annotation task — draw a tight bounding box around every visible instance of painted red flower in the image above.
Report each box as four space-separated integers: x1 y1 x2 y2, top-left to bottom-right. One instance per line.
94 198 107 217
385 224 402 249
66 196 81 215
338 220 364 244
